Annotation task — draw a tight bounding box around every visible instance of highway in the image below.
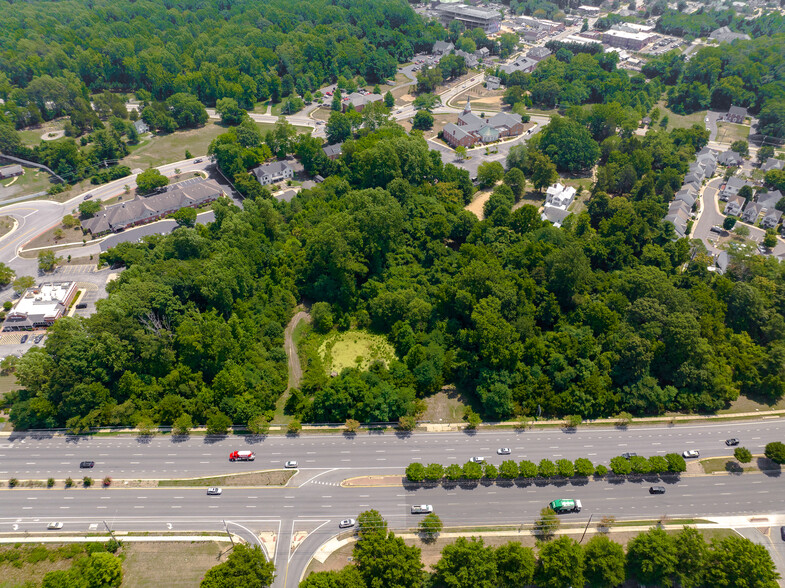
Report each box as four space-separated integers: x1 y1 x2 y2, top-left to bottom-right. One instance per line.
2 421 783 480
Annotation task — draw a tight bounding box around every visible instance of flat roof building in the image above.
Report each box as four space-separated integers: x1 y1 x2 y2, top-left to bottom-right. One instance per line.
435 4 501 33
602 29 655 50
3 282 78 331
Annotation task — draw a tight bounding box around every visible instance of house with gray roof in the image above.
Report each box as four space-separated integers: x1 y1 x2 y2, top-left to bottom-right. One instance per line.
322 143 343 160
527 47 552 62
725 105 748 124
485 76 501 91
675 187 697 208
541 205 572 227
499 57 537 75
342 92 383 113
709 26 750 44
0 164 23 179
252 161 293 185
762 158 785 172
756 189 783 211
433 41 455 55
718 150 744 167
133 120 150 134
761 208 782 230
475 47 490 60
455 50 479 68
724 194 746 216
720 176 752 201
741 200 764 224
664 200 691 237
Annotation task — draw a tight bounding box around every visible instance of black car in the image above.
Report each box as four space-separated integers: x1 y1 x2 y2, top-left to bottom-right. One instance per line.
79 461 95 468
649 486 666 494
781 526 785 541
621 452 637 459
725 438 740 446
20 335 28 344
33 335 43 344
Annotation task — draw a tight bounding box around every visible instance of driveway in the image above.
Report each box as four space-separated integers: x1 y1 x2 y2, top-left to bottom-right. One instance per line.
705 111 722 142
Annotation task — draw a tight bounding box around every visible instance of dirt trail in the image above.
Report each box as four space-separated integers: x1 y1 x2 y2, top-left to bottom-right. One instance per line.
284 310 310 390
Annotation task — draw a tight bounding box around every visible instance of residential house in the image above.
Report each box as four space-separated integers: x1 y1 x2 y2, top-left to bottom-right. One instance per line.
433 41 455 55
82 178 223 235
475 47 491 60
499 56 538 75
709 26 751 44
762 158 785 172
720 177 752 201
545 183 576 208
0 164 23 179
133 120 150 134
755 189 782 211
713 251 730 274
455 49 479 68
761 208 782 230
725 105 747 124
523 30 543 43
675 186 698 208
275 189 298 203
541 205 572 227
741 200 764 224
717 150 744 167
342 92 383 113
485 76 501 91
664 200 691 237
526 47 552 62
724 194 746 216
322 143 343 160
252 161 294 185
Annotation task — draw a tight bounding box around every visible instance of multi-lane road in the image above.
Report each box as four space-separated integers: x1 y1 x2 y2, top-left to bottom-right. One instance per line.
2 421 785 586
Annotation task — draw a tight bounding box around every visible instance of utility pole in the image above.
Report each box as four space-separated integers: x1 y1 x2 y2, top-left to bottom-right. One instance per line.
579 514 592 544
102 520 117 542
223 520 235 546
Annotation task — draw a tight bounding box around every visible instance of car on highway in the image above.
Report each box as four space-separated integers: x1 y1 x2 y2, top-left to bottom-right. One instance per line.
411 505 433 514
781 526 785 541
194 158 203 163
497 448 511 455
80 461 95 468
47 522 64 530
339 519 356 529
683 450 700 458
285 460 298 468
470 456 485 463
20 335 28 344
83 194 93 200
621 452 637 459
649 486 666 494
207 487 222 495
725 438 740 446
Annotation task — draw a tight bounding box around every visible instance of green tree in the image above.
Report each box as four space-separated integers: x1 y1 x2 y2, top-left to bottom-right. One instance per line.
287 419 302 435
311 302 334 333
629 455 651 474
674 527 709 588
764 441 785 464
626 528 677 586
556 459 574 478
326 111 351 144
455 145 467 161
424 463 444 482
172 413 192 436
136 168 168 194
648 455 669 474
344 419 360 434
12 275 35 294
434 537 496 588
584 535 625 588
201 545 275 588
537 459 556 478
564 414 582 428
0 262 15 287
730 140 749 157
206 411 231 435
38 250 60 272
538 115 601 172
519 460 537 478
331 93 342 112
499 460 519 479
535 507 560 539
536 536 584 588
444 463 462 481
406 462 426 482
418 513 442 541
412 110 434 131
735 447 752 463
299 568 365 588
357 510 387 540
216 97 246 125
503 168 526 201
723 216 737 230
384 91 394 109
763 229 778 249
483 462 498 480
172 206 197 228
666 453 687 473
462 460 483 480
354 526 422 588
529 151 558 192
609 456 632 475
495 542 535 588
248 415 270 436
574 458 594 477
78 200 101 217
476 161 504 189
703 535 780 588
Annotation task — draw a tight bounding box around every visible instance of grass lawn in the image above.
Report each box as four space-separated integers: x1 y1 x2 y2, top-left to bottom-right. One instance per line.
422 388 475 422
656 101 706 131
0 216 14 238
317 329 397 375
715 122 750 145
0 374 19 399
718 394 785 414
121 122 229 169
24 223 85 250
158 469 295 487
0 166 58 201
121 542 229 588
17 118 69 146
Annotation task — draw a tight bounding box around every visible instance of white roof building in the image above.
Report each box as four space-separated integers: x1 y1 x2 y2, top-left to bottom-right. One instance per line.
3 282 78 331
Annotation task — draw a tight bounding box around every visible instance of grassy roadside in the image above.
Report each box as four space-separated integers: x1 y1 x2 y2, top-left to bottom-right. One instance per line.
157 469 295 487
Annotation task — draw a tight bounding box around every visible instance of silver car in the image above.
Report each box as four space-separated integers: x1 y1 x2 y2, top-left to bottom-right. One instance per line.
411 505 433 514
339 518 356 528
207 487 222 495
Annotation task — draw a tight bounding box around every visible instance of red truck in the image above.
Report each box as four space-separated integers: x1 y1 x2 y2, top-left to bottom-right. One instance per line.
229 450 255 462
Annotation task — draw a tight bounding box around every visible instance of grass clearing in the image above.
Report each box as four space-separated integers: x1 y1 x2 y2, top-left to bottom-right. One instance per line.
700 455 779 475
158 469 295 487
121 541 228 588
422 388 473 422
0 167 58 201
655 101 706 131
715 122 750 145
317 329 397 374
121 123 229 169
17 119 69 146
24 223 85 250
718 394 785 414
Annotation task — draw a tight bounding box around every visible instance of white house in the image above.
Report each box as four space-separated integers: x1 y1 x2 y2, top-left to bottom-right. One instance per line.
252 161 293 186
545 183 576 209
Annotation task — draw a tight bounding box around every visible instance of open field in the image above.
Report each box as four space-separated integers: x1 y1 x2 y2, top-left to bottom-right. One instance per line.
0 166 58 202
715 122 750 145
17 119 69 146
317 329 397 374
121 123 228 169
422 388 475 423
719 394 785 414
655 101 706 131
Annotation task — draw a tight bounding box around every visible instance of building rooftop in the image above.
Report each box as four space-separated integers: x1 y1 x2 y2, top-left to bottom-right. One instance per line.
3 282 77 330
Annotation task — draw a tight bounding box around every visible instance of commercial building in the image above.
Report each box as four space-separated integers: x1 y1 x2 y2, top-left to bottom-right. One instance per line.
442 99 524 148
82 178 223 235
341 92 383 113
434 4 501 33
2 282 78 331
602 29 655 50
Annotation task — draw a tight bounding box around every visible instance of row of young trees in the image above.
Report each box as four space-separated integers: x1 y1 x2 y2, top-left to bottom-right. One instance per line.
302 511 780 588
405 453 687 483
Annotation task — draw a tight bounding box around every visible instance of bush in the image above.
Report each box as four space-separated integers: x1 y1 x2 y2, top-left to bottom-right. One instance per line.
406 462 426 482
665 452 687 473
103 477 112 487
764 442 785 464
65 477 74 488
247 414 270 436
609 456 632 475
398 416 416 431
83 476 93 487
172 413 192 436
464 408 481 429
538 459 556 478
136 417 156 436
595 464 608 477
499 460 519 479
424 463 445 482
344 419 361 434
287 419 302 435
106 539 122 554
564 414 582 428
444 464 462 481
574 458 594 477
47 478 55 488
483 463 499 480
734 447 752 463
614 411 633 427
519 460 537 478
8 478 18 488
206 412 232 436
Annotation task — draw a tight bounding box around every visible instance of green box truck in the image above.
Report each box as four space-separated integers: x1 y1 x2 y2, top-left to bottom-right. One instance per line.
549 499 582 513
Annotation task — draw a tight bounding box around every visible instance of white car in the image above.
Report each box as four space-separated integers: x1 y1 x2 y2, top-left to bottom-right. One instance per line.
411 504 433 514
47 522 64 530
497 448 511 455
682 450 700 458
285 460 298 468
207 487 222 495
470 456 485 463
339 518 356 529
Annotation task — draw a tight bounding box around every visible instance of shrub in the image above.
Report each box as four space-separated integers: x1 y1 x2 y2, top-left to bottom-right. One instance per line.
519 460 537 478
103 477 112 487
764 442 785 464
574 458 594 477
247 414 270 436
136 417 156 436
83 476 93 487
398 416 416 431
344 419 361 434
65 477 74 488
406 462 426 483
614 411 633 427
564 414 582 428
106 539 122 553
287 419 302 435
734 447 752 463
47 478 55 488
8 478 18 488
535 507 560 539
464 408 481 429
